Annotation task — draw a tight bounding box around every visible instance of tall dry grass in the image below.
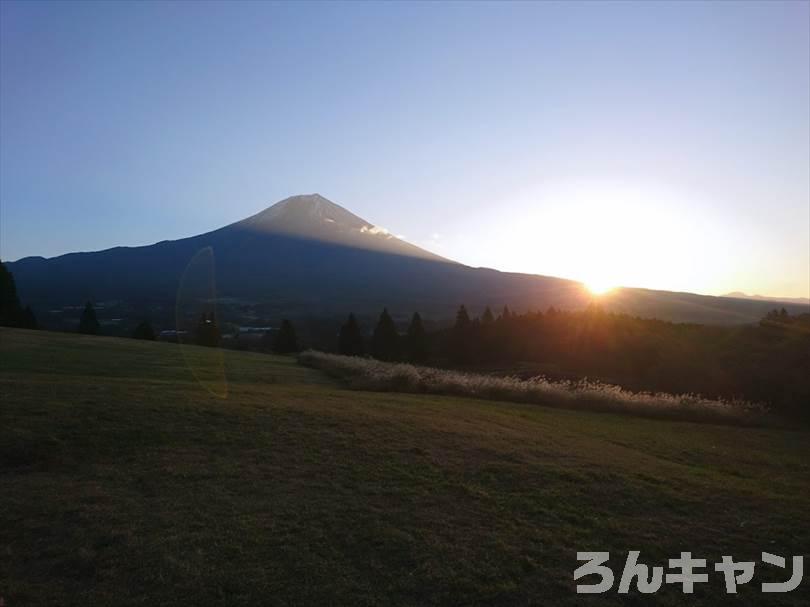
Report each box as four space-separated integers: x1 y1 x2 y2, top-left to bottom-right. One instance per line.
298 350 769 425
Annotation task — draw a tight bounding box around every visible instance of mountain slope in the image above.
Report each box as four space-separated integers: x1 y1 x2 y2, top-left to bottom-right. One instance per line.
5 194 808 324
231 194 448 261
722 291 810 306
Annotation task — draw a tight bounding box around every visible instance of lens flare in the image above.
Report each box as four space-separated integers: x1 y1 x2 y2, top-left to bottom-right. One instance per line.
175 247 228 399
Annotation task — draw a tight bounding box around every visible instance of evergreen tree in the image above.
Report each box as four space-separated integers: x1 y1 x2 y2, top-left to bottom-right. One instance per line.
196 311 220 347
481 306 494 324
338 313 364 356
273 319 299 354
78 302 100 335
450 304 473 363
372 308 399 361
132 320 156 340
0 262 23 327
405 312 428 363
455 305 471 330
501 305 512 321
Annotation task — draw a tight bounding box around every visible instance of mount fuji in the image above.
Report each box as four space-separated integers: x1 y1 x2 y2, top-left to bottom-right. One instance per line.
5 194 807 323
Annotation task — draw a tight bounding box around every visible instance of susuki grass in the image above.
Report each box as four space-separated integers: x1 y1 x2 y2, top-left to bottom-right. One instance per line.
298 350 769 425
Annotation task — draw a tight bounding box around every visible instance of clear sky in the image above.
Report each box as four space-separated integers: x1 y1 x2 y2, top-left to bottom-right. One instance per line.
1 0 808 298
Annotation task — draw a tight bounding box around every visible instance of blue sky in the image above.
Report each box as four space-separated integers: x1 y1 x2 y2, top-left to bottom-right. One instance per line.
1 0 808 297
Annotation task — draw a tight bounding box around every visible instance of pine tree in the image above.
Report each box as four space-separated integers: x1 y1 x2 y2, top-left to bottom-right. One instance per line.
132 320 156 340
0 263 39 329
455 305 471 330
372 308 399 361
482 306 494 324
501 305 512 321
273 319 299 354
0 262 23 327
405 312 428 363
338 313 364 356
78 302 100 335
449 304 473 363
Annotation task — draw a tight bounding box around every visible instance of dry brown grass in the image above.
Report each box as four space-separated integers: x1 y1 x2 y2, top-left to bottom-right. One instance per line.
298 350 769 425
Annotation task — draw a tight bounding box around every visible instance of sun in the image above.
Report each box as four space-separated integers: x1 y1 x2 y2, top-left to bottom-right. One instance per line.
585 280 615 296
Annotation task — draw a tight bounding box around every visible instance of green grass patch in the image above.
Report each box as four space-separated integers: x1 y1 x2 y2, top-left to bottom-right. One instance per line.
1 328 808 605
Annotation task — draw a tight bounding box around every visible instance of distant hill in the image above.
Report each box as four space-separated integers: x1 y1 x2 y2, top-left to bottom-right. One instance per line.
5 194 808 324
723 291 810 306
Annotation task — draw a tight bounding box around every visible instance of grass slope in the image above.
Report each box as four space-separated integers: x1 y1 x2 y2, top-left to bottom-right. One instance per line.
1 328 808 606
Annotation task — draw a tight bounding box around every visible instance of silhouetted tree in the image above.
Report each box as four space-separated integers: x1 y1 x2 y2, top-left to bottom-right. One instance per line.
0 263 38 328
273 319 299 354
405 312 428 363
500 305 512 321
0 262 24 327
449 304 474 363
372 308 399 361
455 305 471 330
78 302 100 335
338 313 364 356
196 312 220 347
481 306 494 324
132 320 156 340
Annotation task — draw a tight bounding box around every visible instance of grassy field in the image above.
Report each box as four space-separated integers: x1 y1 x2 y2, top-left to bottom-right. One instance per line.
1 328 808 606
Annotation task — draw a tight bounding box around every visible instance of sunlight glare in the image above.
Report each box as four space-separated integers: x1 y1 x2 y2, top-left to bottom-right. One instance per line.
585 280 615 296
479 180 731 295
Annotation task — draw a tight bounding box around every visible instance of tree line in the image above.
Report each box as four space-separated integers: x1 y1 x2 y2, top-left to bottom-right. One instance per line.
337 309 428 361
331 303 810 419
